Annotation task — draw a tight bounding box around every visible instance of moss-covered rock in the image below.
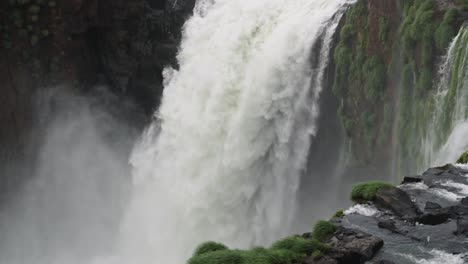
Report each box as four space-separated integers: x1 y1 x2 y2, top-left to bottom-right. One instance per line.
351 182 394 203
456 151 468 164
312 221 336 242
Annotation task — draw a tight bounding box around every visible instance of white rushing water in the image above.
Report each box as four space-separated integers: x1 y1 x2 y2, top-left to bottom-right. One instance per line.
119 0 352 263
422 26 468 167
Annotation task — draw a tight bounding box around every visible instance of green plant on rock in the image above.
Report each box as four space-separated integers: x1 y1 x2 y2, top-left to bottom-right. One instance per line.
193 241 229 257
332 210 344 219
351 182 394 203
312 221 336 242
456 151 468 164
188 235 329 264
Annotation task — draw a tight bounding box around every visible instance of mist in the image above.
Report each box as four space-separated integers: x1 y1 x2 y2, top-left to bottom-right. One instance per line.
0 87 141 264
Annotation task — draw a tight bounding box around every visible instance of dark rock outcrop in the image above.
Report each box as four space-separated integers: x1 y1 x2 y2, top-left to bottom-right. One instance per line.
339 164 468 262
326 228 383 264
374 186 420 219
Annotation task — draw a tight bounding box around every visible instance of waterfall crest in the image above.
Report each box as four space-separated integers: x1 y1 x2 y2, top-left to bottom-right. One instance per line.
120 0 352 263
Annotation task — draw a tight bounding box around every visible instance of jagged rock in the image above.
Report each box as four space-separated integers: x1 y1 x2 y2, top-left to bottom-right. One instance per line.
401 176 423 184
377 219 397 233
425 202 442 211
303 256 338 264
374 186 419 219
327 228 383 264
416 208 450 225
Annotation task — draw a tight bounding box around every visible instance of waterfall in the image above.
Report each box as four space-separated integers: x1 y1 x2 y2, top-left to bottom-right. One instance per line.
120 0 352 263
422 25 468 167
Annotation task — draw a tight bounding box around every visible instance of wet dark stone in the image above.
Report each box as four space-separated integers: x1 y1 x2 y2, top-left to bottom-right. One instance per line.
402 176 423 184
425 202 442 211
375 186 420 219
416 209 450 225
328 228 383 264
377 219 397 233
461 197 468 206
455 217 468 236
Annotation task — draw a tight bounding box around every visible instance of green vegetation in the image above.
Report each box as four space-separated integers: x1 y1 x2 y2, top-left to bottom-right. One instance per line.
456 151 468 164
312 221 336 242
435 8 458 51
188 235 330 264
188 219 338 264
379 17 389 42
351 182 394 203
193 242 229 257
332 210 344 219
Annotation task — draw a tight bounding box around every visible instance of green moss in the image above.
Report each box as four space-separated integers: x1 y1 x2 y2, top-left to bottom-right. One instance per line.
364 56 387 100
435 8 458 51
351 182 394 203
312 221 336 242
456 151 468 164
332 210 344 219
379 17 389 42
194 241 229 256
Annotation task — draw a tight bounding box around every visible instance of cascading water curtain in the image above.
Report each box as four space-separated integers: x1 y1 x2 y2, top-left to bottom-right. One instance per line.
119 0 353 263
421 25 468 167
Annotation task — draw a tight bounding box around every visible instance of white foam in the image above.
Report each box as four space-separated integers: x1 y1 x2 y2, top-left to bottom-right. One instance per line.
399 248 466 264
344 204 380 217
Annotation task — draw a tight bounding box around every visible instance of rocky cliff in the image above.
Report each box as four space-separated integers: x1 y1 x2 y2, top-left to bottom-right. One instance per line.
0 0 194 195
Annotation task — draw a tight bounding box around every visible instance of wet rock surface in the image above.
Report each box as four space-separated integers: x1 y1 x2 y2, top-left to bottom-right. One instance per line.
325 164 468 263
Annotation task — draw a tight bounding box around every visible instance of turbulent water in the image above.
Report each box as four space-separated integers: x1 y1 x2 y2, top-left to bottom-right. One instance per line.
421 25 468 167
120 0 352 263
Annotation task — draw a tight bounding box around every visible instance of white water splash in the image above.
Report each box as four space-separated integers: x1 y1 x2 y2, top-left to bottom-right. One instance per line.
404 182 464 201
344 204 379 217
399 248 466 264
119 0 352 263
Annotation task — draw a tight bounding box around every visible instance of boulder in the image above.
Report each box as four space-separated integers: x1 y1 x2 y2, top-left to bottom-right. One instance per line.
401 176 423 184
416 209 450 225
377 219 398 233
327 228 383 264
374 186 420 219
425 202 442 211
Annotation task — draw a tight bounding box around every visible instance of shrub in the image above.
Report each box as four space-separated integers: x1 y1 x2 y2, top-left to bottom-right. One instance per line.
188 250 242 264
271 236 328 255
456 151 468 164
312 221 336 242
332 210 344 219
351 182 394 203
193 241 229 256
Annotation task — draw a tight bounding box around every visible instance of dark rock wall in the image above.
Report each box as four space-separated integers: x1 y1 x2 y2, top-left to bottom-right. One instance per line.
0 0 195 197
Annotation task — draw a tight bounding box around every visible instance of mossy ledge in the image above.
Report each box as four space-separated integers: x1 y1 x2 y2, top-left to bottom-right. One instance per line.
351 181 395 204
